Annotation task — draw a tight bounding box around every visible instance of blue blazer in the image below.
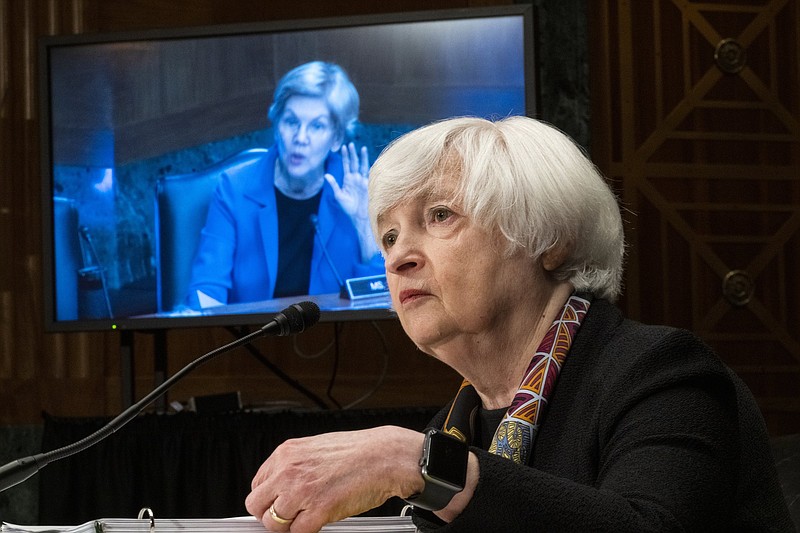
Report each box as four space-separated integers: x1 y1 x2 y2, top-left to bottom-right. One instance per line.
186 147 384 309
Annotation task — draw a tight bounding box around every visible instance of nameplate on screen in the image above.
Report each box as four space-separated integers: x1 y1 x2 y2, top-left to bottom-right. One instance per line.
341 274 390 300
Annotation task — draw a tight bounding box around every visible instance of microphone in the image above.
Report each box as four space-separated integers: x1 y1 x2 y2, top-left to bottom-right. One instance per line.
78 225 114 318
0 301 320 493
260 300 320 336
310 213 346 292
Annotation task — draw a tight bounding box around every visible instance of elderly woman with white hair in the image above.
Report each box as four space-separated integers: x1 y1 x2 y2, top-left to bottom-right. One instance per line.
186 61 382 309
246 116 793 532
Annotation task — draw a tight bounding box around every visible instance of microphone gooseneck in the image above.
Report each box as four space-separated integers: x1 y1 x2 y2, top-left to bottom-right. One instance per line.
0 301 321 493
310 214 346 291
78 225 114 319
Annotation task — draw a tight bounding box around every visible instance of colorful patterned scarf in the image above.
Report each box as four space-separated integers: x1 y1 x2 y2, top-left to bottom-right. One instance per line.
442 294 590 464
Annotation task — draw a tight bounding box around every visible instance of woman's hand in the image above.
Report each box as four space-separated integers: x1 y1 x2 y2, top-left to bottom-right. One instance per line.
246 426 425 533
325 143 369 218
324 143 379 262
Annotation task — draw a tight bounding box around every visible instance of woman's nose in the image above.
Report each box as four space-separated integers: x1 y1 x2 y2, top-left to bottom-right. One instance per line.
384 234 422 274
293 124 310 144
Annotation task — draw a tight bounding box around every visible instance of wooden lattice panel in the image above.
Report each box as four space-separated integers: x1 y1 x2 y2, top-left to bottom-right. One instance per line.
592 0 800 431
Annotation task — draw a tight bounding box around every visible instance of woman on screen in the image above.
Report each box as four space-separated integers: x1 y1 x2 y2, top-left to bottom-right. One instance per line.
186 61 383 309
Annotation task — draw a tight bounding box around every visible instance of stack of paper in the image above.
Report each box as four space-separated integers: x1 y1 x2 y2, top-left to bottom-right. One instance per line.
2 515 417 532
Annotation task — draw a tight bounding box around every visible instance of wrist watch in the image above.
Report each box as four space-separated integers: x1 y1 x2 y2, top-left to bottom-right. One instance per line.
404 428 469 511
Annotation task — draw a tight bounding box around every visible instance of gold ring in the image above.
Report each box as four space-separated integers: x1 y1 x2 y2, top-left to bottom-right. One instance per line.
268 504 293 525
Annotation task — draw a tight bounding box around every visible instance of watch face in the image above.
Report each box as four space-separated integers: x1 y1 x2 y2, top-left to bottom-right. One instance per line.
425 431 467 487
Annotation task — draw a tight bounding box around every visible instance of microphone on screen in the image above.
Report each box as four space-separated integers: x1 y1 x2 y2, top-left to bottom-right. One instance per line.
0 300 321 493
310 213 347 293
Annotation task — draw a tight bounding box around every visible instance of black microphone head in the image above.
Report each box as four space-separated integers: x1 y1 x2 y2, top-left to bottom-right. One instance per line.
263 301 321 336
287 301 321 333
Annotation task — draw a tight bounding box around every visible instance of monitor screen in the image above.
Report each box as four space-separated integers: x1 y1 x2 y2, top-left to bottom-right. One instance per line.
39 5 536 332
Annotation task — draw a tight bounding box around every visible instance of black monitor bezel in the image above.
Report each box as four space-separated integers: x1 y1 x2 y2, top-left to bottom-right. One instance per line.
38 4 537 332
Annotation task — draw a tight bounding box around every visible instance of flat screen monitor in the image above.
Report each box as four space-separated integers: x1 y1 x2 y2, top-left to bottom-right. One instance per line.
39 5 536 332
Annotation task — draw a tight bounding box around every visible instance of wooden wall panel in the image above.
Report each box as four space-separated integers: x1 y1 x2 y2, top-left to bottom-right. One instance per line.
590 0 800 435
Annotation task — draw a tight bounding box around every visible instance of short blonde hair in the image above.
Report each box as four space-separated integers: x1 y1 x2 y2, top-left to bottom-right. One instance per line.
268 61 359 140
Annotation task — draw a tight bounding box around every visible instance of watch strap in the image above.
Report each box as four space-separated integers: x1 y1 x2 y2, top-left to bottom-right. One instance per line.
404 477 459 511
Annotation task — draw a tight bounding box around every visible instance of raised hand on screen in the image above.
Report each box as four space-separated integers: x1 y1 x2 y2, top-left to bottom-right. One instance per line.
325 142 369 219
324 142 378 261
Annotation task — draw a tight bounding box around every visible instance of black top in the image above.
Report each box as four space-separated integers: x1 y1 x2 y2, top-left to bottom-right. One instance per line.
413 298 794 532
477 407 507 450
273 187 322 298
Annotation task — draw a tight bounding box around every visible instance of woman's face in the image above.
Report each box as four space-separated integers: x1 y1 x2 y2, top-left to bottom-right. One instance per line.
376 172 544 357
275 95 341 182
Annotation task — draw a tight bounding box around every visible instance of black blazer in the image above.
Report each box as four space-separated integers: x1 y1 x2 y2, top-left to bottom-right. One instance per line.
414 298 793 532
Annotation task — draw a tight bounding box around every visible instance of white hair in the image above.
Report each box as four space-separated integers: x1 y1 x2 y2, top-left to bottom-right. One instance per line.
368 116 625 301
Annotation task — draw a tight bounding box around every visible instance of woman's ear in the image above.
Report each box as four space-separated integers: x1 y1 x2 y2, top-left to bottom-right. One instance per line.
542 242 571 272
330 133 344 154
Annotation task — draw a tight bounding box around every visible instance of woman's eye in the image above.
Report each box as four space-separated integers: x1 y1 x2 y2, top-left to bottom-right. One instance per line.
382 232 397 248
432 207 452 223
310 120 328 133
